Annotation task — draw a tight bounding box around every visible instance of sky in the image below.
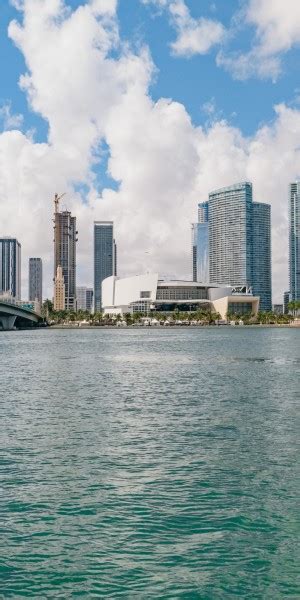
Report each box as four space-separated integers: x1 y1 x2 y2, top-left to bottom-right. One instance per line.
1 0 300 302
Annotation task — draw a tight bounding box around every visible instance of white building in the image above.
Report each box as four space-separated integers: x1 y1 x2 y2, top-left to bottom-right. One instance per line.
102 274 259 320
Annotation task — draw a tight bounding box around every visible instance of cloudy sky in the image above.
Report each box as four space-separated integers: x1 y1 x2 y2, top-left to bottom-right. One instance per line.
1 0 300 302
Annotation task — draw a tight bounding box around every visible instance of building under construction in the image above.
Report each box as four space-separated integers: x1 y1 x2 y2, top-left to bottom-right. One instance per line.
53 193 78 311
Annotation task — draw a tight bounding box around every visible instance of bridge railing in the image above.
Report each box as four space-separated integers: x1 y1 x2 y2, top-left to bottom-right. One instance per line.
0 296 40 314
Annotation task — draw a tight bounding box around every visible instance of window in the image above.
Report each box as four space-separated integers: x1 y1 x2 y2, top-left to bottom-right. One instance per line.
140 291 151 299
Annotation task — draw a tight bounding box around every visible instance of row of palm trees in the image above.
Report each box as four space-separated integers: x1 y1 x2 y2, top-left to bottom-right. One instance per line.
227 311 294 325
288 300 300 316
42 300 295 326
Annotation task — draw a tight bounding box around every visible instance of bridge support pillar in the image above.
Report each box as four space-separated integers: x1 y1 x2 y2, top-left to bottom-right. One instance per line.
0 315 17 331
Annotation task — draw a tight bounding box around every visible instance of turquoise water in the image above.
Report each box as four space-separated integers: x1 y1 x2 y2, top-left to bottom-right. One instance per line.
0 327 299 598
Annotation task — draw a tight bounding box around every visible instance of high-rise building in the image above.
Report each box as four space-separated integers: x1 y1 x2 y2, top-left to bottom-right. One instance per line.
0 237 21 300
209 182 253 288
29 258 42 305
76 286 93 312
289 182 300 301
192 201 209 282
94 222 117 312
53 194 77 310
252 202 272 311
207 182 272 310
54 265 65 311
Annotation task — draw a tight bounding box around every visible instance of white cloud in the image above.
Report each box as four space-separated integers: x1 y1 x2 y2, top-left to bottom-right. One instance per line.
0 103 24 130
219 0 300 81
143 0 225 57
0 0 298 304
246 0 300 56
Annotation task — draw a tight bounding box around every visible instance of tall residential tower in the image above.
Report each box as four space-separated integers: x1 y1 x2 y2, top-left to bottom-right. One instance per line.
0 237 21 300
94 222 117 312
29 258 43 305
53 194 77 310
191 201 209 282
289 182 300 301
196 182 272 311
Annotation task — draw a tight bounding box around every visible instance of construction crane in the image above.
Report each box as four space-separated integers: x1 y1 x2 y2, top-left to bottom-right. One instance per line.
54 192 66 213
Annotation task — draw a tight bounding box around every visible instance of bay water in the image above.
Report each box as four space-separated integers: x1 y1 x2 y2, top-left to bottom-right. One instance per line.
0 327 299 598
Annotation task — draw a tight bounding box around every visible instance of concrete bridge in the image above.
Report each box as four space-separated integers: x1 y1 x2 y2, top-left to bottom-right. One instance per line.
0 300 42 331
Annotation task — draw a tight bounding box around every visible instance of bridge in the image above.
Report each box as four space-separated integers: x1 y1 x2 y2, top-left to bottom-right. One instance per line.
0 300 42 331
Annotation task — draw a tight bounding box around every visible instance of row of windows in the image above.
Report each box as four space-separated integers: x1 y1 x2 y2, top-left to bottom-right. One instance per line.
156 287 208 300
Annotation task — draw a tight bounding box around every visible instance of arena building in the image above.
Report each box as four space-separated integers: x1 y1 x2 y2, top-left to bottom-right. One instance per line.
102 274 259 320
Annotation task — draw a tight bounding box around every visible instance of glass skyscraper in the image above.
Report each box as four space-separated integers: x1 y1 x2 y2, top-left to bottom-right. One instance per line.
191 201 209 282
0 237 21 300
209 182 253 288
289 182 300 301
252 202 272 311
208 182 272 311
29 258 43 305
94 222 117 312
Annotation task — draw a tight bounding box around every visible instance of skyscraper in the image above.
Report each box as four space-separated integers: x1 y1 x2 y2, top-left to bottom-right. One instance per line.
208 182 272 310
94 222 117 312
252 202 272 311
53 194 77 310
29 258 43 305
289 182 300 301
0 237 21 300
209 182 253 288
191 201 209 282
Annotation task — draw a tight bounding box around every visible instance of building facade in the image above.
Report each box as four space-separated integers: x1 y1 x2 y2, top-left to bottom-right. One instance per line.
209 182 253 288
283 291 290 314
102 273 259 320
94 221 117 312
191 201 209 283
29 258 42 306
252 202 272 311
207 182 272 310
289 182 300 301
76 286 93 312
54 266 65 311
0 237 21 300
53 194 77 310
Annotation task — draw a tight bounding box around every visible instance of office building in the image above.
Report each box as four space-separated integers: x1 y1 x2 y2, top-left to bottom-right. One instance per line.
191 201 209 283
76 286 93 312
289 182 300 301
208 182 272 310
53 194 77 310
102 273 259 320
0 237 21 300
29 258 42 305
54 266 65 311
94 221 117 312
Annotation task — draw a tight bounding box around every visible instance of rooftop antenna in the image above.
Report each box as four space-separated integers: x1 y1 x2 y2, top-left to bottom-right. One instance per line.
54 192 66 213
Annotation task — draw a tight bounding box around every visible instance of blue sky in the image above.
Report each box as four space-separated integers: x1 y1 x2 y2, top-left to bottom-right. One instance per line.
0 0 300 300
1 0 299 140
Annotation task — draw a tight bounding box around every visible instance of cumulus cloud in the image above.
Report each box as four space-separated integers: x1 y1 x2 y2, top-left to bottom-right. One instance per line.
0 0 298 303
219 0 300 81
0 103 24 130
143 0 225 57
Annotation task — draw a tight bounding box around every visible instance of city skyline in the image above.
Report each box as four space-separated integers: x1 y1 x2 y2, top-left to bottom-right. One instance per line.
1 2 300 304
0 178 297 309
